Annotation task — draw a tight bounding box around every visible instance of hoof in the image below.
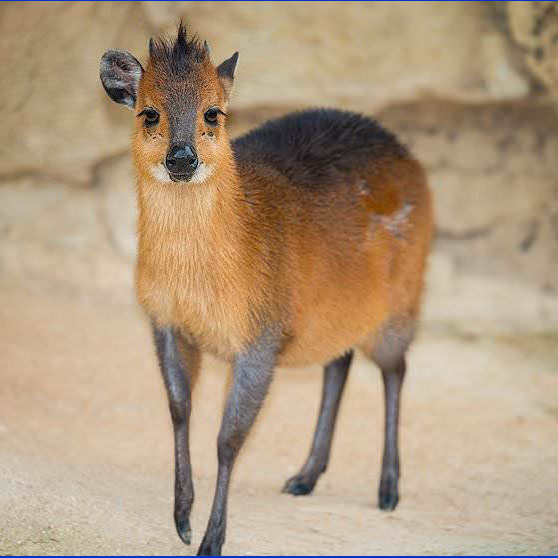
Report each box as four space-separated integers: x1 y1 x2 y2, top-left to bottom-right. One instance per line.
197 539 222 556
282 474 316 496
175 516 192 545
378 475 399 511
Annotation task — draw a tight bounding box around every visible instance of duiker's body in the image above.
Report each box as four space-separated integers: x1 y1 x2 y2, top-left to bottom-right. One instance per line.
101 24 433 556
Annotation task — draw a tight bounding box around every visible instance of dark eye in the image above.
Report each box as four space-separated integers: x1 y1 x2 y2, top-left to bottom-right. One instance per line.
204 108 219 125
138 108 159 127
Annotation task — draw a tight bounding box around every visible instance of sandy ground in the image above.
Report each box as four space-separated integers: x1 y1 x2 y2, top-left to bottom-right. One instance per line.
1 278 558 556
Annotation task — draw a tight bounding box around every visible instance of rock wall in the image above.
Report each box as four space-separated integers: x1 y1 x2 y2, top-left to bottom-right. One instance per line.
1 1 557 332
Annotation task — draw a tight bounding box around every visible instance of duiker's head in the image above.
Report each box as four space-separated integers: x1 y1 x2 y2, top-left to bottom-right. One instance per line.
100 24 238 184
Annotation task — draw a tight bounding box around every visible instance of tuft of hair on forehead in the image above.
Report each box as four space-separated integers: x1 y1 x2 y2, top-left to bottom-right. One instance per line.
149 22 208 77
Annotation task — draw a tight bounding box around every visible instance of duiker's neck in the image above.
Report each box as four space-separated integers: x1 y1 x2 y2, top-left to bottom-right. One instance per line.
136 141 244 250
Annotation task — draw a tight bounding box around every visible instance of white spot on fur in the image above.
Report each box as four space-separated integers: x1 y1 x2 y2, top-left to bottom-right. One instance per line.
375 203 414 238
357 179 371 195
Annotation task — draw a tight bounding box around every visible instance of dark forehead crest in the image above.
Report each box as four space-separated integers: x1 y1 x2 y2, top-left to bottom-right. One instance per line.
149 22 208 77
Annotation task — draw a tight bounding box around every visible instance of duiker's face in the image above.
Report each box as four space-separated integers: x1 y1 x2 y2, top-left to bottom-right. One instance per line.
100 25 238 185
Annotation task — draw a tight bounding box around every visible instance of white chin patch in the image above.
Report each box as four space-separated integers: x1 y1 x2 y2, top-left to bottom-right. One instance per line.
189 163 214 184
149 163 214 185
150 164 171 182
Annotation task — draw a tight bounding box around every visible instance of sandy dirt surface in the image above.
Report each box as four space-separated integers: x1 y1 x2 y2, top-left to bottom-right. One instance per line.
1 278 557 556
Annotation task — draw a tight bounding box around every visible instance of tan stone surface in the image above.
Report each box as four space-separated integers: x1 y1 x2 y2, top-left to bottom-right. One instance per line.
0 176 133 302
0 2 152 184
157 1 528 110
507 1 558 98
97 155 138 262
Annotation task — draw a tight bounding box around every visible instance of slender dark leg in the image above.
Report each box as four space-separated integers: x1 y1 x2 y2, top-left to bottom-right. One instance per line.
152 325 200 545
378 356 406 511
197 330 278 557
283 350 353 496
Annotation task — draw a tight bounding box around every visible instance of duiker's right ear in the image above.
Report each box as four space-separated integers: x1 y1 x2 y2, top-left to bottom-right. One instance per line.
100 50 143 109
217 52 239 101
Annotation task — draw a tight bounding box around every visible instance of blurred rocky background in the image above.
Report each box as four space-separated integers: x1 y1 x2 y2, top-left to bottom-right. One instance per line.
1 1 558 332
2 1 558 333
2 3 558 554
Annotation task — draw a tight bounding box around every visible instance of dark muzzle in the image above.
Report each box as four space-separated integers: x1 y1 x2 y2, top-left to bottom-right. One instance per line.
165 144 198 181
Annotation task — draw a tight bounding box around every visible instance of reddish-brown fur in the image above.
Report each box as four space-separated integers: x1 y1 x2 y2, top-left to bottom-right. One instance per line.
132 58 433 364
135 155 432 365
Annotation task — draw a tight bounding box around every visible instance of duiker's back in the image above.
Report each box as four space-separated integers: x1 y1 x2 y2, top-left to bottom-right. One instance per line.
233 108 408 189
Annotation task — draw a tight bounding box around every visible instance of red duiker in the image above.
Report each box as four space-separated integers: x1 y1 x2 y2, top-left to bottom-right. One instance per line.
100 23 433 556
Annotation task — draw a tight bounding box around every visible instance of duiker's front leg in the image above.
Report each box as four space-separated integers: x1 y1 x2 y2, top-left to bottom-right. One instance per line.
152 325 200 545
197 331 278 556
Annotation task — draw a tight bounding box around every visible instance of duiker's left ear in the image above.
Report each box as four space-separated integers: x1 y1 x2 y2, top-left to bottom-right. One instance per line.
100 49 143 109
217 52 239 101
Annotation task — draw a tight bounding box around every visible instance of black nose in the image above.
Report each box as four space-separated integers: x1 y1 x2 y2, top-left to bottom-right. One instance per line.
165 144 198 178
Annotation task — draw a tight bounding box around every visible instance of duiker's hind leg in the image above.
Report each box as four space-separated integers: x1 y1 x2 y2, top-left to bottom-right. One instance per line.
283 350 353 496
378 356 406 510
370 323 413 511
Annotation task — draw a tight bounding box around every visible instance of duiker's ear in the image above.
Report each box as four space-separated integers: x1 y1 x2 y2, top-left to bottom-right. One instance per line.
100 49 143 109
203 40 211 59
217 52 239 100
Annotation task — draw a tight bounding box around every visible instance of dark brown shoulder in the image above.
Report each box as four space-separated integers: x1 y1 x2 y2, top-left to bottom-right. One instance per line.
232 108 408 189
